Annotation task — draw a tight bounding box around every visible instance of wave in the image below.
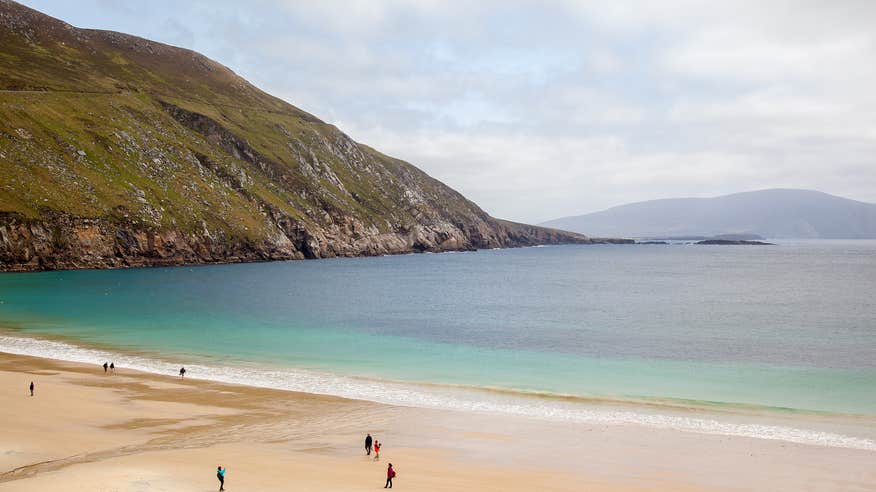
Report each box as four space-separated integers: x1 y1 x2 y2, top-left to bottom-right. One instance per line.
1 333 875 452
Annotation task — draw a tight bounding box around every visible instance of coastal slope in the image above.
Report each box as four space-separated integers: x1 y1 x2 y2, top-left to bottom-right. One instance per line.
0 0 594 271
541 189 876 239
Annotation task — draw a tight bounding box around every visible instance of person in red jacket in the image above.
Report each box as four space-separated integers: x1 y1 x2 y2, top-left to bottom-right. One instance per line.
385 463 396 488
373 440 381 460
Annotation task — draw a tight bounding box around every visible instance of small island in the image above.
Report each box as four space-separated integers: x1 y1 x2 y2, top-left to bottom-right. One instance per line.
696 239 775 245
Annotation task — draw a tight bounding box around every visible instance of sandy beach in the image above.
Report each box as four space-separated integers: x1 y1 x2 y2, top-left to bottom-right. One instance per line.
1 352 875 491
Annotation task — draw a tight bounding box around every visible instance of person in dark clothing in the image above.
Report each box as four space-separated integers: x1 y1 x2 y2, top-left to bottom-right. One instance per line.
29 381 34 396
365 433 373 455
216 465 226 491
385 463 395 488
110 362 115 373
103 362 108 373
179 367 186 379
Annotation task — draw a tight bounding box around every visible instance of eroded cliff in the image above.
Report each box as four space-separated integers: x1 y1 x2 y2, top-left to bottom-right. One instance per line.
0 0 606 271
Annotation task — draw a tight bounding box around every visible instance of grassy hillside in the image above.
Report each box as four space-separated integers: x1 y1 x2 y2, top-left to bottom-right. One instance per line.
0 0 594 271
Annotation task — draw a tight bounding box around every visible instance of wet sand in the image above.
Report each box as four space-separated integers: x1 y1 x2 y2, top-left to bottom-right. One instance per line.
0 352 874 491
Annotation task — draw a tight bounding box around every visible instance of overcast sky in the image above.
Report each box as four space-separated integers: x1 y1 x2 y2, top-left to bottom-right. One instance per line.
23 0 876 223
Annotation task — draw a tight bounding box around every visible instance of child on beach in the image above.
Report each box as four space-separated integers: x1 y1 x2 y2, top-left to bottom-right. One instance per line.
385 463 396 488
179 367 186 379
216 465 226 491
373 440 381 460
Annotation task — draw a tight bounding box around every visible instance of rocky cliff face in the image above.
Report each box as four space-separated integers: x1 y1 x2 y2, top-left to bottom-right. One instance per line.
0 0 606 272
0 212 609 272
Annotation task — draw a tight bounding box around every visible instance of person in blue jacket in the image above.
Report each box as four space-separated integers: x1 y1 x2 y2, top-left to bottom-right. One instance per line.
216 465 226 491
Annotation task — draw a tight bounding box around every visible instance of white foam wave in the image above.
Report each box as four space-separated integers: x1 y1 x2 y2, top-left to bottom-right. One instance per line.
1 334 874 452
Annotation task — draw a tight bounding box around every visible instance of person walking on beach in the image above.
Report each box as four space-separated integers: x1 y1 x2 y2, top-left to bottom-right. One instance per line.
385 463 396 488
29 381 34 396
365 433 373 455
373 440 381 460
179 367 186 379
103 362 108 373
216 465 226 491
110 362 115 373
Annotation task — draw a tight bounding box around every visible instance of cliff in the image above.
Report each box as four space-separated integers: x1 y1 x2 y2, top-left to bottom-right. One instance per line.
0 0 599 271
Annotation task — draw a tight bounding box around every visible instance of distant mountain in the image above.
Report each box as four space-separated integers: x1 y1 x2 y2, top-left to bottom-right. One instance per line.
0 0 596 271
541 189 876 239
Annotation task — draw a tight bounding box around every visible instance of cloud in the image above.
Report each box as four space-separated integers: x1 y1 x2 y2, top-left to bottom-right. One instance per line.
21 0 876 223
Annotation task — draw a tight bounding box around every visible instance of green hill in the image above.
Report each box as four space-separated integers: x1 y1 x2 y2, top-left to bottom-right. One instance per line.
0 0 600 271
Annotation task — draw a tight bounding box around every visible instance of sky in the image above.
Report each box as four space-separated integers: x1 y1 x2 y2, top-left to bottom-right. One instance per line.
21 0 876 223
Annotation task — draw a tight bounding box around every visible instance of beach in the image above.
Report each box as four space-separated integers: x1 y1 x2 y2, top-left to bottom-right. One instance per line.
1 352 874 491
1 0 875 490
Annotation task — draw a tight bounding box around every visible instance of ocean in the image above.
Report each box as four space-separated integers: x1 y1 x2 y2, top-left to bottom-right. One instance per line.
1 241 875 449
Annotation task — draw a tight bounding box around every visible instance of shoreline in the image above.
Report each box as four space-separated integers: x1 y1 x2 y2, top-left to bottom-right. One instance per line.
0 237 630 274
1 329 875 455
1 351 875 490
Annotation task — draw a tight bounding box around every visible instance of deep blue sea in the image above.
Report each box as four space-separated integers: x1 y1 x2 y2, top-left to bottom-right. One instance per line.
1 241 875 448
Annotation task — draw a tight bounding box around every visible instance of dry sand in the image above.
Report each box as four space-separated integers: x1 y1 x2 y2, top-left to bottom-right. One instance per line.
0 353 874 491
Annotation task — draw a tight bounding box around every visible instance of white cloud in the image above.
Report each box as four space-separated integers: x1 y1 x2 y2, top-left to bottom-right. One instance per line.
24 0 876 223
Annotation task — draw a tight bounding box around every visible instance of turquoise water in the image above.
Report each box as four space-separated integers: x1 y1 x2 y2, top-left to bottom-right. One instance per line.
1 242 875 424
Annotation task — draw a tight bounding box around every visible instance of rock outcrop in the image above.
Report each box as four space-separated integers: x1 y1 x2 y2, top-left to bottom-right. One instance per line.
0 0 608 272
695 240 774 246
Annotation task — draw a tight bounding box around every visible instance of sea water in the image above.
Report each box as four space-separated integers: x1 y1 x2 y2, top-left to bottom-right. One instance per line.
1 241 875 449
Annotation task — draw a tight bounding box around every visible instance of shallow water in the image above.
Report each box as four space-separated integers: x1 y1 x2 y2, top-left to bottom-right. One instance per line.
1 241 875 446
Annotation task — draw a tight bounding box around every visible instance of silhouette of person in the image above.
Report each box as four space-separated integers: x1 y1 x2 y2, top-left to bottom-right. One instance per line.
216 465 226 491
